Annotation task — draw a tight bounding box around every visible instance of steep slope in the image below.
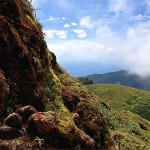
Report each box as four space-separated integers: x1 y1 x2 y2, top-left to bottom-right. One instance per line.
0 0 114 149
87 84 150 120
86 70 150 91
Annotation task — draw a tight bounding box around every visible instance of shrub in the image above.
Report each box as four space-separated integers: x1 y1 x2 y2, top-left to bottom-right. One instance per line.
128 120 142 135
77 77 93 85
98 104 121 129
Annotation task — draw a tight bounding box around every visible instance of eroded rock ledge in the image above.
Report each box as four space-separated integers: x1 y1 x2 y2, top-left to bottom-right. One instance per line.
0 106 95 149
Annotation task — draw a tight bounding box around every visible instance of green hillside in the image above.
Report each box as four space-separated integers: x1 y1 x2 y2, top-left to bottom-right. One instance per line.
86 84 150 149
97 104 150 149
86 70 150 91
87 84 150 121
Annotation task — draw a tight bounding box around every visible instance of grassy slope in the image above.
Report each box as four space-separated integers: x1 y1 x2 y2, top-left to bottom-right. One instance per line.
86 84 150 149
87 84 150 120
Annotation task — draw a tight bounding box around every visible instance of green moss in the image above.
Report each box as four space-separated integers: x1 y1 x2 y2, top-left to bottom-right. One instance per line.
44 68 74 127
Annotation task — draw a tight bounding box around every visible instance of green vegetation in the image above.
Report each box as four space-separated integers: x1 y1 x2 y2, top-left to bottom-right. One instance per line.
87 83 150 149
76 77 93 85
6 107 13 115
87 84 150 120
34 136 44 148
98 104 150 149
98 104 121 129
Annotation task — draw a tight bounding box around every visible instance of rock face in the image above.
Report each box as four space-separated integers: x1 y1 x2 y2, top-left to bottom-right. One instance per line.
0 0 115 149
0 0 49 112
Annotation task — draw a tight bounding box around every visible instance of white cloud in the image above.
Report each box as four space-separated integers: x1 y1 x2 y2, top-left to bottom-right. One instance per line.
115 22 150 77
108 0 133 15
46 21 150 77
73 29 87 38
64 23 72 28
64 22 77 28
93 21 150 78
48 16 59 21
62 17 67 20
45 20 150 78
44 30 67 39
145 0 150 10
80 16 95 29
48 16 66 21
95 25 118 53
71 22 77 26
47 40 104 61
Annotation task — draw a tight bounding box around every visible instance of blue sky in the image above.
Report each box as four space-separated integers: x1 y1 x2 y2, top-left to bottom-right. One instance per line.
32 0 150 77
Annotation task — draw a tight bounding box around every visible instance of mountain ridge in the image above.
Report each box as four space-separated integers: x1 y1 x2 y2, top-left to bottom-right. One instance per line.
86 70 150 91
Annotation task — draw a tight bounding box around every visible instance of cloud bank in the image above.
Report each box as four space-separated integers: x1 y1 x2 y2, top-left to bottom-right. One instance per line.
115 21 150 77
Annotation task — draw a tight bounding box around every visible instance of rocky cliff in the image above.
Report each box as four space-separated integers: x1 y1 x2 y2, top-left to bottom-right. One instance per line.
0 0 114 149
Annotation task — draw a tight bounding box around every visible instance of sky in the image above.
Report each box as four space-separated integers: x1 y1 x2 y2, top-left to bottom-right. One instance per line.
32 0 150 77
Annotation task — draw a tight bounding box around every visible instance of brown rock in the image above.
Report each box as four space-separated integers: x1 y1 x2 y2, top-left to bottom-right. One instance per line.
0 142 9 150
27 111 57 135
27 111 96 149
0 70 9 117
4 113 22 129
16 105 37 123
74 103 113 149
65 125 95 149
62 87 80 112
75 101 86 114
51 52 57 67
0 125 20 139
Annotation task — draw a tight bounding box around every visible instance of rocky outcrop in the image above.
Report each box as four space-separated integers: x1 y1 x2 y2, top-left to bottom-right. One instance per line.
0 0 115 149
0 105 35 139
0 106 95 149
27 110 95 149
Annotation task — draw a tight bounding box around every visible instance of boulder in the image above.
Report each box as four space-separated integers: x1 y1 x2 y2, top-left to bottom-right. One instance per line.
27 111 57 135
65 124 95 149
4 113 22 129
0 125 20 139
15 105 37 123
27 111 96 149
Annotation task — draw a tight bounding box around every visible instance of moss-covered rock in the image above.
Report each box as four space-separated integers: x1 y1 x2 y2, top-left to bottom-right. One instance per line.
0 0 114 149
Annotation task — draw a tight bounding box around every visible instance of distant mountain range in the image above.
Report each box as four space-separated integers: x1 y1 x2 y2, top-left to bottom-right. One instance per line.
86 70 150 91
